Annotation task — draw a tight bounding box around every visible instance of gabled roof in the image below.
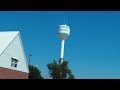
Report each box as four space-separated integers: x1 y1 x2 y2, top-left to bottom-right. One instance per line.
0 31 19 55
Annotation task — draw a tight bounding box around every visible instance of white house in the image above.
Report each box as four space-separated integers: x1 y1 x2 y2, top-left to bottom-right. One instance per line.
0 31 29 79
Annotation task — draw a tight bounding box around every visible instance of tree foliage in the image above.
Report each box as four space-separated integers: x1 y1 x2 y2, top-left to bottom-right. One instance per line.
47 59 75 79
29 65 43 79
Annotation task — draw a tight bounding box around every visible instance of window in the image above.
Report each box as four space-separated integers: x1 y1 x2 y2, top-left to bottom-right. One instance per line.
11 58 18 67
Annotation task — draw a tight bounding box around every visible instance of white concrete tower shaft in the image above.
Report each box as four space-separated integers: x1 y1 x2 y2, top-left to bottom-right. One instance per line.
60 40 65 59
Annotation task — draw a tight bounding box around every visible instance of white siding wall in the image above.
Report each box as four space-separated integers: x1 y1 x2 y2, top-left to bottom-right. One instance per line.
0 34 29 73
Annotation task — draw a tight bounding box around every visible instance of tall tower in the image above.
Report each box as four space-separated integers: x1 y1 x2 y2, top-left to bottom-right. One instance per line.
58 24 70 64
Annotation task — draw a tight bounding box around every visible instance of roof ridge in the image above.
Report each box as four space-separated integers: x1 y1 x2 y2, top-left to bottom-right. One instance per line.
0 32 19 56
0 31 19 32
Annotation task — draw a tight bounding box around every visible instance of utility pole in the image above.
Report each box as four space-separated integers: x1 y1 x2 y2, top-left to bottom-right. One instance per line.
28 54 32 65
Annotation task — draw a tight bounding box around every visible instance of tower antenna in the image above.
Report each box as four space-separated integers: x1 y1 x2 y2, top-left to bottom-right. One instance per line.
64 16 66 25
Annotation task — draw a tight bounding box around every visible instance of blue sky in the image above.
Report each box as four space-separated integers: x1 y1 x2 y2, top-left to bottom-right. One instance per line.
0 11 120 79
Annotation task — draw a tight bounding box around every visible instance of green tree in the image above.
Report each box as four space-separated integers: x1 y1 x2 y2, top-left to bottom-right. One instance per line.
29 65 43 79
68 73 74 79
47 59 75 79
